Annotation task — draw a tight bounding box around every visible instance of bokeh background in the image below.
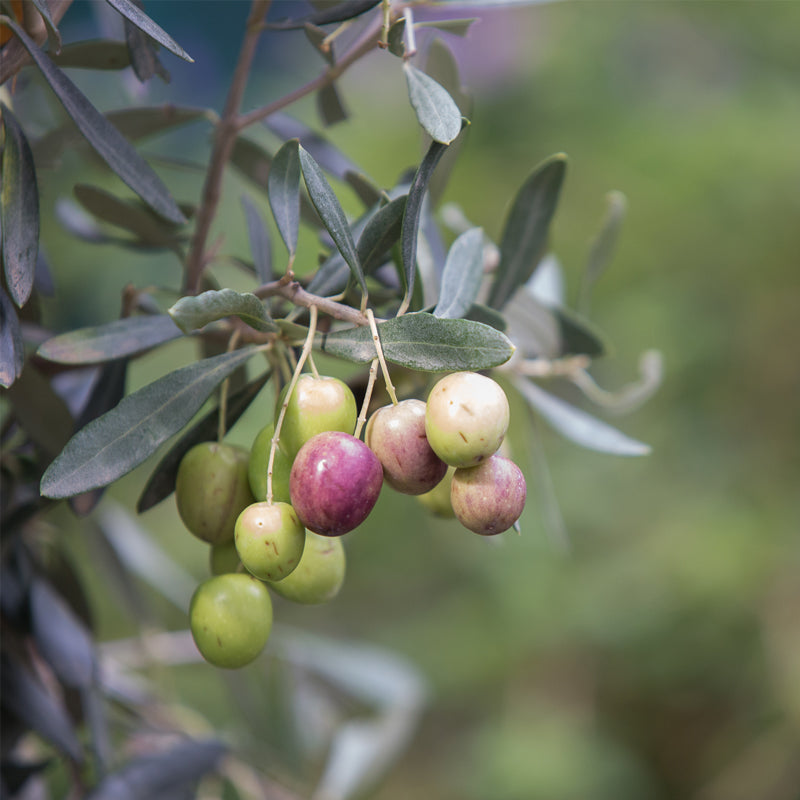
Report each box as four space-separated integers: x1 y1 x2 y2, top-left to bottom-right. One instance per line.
31 1 800 798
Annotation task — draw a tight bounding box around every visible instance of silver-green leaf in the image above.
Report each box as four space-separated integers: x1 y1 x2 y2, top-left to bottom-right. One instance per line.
169 289 277 334
268 139 301 259
403 63 463 145
434 227 485 319
103 0 193 62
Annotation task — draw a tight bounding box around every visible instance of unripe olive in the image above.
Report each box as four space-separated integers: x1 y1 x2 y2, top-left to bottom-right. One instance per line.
175 442 254 544
234 501 306 582
248 423 292 503
290 431 383 536
365 399 448 495
450 454 527 535
268 531 345 604
416 465 456 518
209 540 240 575
189 573 273 669
276 374 357 458
425 372 510 468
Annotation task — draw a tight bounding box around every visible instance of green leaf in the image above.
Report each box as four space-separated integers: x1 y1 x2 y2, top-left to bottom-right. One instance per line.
6 20 185 223
387 18 406 58
0 288 24 388
416 18 478 37
40 348 258 498
29 0 62 53
169 289 277 334
37 315 182 364
124 10 170 84
304 22 335 66
345 171 383 209
356 195 407 274
241 194 272 282
268 139 301 259
317 83 348 126
580 190 627 313
1 103 39 308
487 154 567 310
266 0 381 30
103 0 193 62
434 227 485 319
403 63 463 145
320 312 514 372
513 377 650 456
47 40 131 70
299 145 367 298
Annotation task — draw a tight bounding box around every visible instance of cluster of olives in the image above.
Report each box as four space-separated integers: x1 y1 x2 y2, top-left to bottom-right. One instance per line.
176 371 526 669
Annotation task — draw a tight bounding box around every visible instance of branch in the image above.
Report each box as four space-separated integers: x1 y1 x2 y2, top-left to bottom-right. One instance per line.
255 280 369 326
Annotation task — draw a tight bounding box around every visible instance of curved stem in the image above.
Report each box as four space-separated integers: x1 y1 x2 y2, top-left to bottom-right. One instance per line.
367 308 397 405
256 279 370 326
354 358 379 439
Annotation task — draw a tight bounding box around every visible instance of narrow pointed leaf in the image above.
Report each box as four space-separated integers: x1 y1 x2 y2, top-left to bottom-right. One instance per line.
356 195 407 274
38 315 181 364
1 103 39 308
580 190 627 312
317 82 348 126
306 211 372 297
40 348 258 498
47 40 131 70
417 17 478 37
267 0 380 30
299 146 366 297
345 171 383 208
124 13 170 83
434 227 485 319
29 0 62 52
320 312 514 372
304 22 334 65
268 138 301 258
169 289 277 334
514 377 650 456
403 63 463 145
5 20 185 223
487 154 567 310
241 194 272 282
103 0 193 62
0 288 25 388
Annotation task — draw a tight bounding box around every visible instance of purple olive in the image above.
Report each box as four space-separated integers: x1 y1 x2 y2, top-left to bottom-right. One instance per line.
365 399 447 495
290 431 383 536
450 454 526 535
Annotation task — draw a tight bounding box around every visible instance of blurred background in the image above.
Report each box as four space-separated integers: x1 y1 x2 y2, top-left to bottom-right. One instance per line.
32 1 800 798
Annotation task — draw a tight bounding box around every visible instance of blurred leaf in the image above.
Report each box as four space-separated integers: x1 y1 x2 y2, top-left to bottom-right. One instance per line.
580 190 627 313
0 287 24 388
403 63 463 145
6 363 73 460
463 302 507 331
40 347 258 498
300 146 367 299
0 758 52 797
73 184 185 249
1 103 39 308
169 289 277 334
30 579 96 689
266 0 381 30
387 18 405 57
304 22 334 65
47 40 131 70
513 377 651 456
241 194 272 282
320 312 514 371
0 653 83 763
417 17 478 36
124 9 170 84
487 154 567 310
103 0 193 62
356 195 407 274
37 315 181 364
318 83 348 126
268 138 301 259
6 20 185 223
345 171 383 208
434 227 485 319
137 370 270 512
29 0 62 52
84 738 225 800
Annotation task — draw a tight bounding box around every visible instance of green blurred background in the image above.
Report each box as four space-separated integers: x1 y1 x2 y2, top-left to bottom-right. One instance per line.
36 1 800 798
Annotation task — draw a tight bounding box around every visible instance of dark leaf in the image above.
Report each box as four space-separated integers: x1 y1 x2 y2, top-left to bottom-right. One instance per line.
267 0 380 30
137 370 270 512
5 20 185 223
304 22 334 66
40 348 258 499
345 171 383 209
434 227 485 319
29 0 62 52
317 83 348 126
124 11 170 84
268 138 301 259
84 738 225 800
513 377 651 456
0 287 25 388
320 312 514 372
580 189 627 313
38 315 181 365
463 302 507 331
0 758 52 796
0 653 83 763
47 40 131 70
169 289 277 334
1 103 39 308
103 0 193 62
487 153 566 310
356 195 407 275
403 63 463 145
387 18 406 58
299 146 366 298
30 579 96 689
416 17 477 37
241 194 272 282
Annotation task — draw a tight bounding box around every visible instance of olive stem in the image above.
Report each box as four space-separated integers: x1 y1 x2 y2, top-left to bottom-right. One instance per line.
267 305 318 503
367 308 398 405
307 351 321 380
354 358 379 439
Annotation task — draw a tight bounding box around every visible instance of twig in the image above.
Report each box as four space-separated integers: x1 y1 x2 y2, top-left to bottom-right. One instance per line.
255 279 370 326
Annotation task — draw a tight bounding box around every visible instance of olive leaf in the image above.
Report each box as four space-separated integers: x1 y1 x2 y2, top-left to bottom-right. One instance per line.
47 40 131 70
356 195 407 274
403 63 463 145
268 138 301 260
169 289 278 334
103 0 193 63
266 0 381 30
0 287 25 388
241 194 273 282
434 227 485 320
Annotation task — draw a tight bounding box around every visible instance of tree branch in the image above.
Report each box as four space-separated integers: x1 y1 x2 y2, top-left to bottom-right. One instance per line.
255 280 369 326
